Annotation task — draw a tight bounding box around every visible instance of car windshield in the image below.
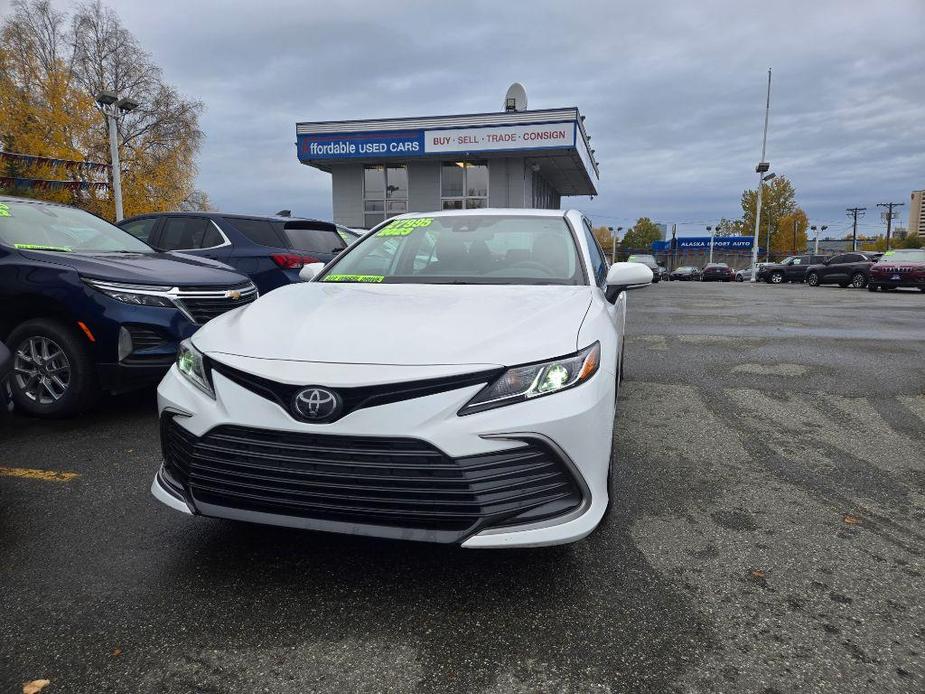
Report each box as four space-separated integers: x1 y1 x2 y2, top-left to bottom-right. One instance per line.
320 214 582 285
0 199 153 253
877 249 925 263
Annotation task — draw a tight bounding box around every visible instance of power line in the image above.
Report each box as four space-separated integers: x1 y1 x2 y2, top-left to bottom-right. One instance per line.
876 201 904 250
845 207 866 252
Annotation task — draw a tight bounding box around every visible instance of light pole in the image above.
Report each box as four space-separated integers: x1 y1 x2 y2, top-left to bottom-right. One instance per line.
811 225 827 255
707 226 715 264
610 226 623 264
750 68 772 283
96 91 139 222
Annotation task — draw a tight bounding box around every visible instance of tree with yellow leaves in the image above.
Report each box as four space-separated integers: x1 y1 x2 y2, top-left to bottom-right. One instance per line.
0 0 208 219
772 209 809 256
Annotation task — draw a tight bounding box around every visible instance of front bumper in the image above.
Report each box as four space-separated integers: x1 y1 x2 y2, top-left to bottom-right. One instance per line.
869 273 925 289
153 358 616 547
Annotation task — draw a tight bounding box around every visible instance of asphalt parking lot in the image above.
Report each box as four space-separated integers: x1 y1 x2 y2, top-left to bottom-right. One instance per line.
2 282 923 693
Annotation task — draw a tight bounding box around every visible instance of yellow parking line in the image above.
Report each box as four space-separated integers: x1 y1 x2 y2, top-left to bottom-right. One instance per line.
0 466 80 482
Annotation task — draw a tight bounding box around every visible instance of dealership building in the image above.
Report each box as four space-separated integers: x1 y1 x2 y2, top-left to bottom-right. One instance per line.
295 88 599 229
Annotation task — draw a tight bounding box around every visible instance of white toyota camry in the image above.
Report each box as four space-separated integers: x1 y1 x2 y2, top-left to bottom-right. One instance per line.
153 209 652 547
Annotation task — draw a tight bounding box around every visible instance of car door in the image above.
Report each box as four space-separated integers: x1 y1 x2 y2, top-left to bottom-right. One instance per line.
785 256 804 281
154 216 230 262
820 254 846 283
581 217 622 350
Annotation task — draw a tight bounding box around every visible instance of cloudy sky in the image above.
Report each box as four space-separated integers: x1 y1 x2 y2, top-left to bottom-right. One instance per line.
18 0 925 237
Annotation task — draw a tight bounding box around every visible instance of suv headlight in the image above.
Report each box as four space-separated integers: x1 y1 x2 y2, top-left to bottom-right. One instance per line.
177 340 214 398
459 342 600 415
83 278 175 308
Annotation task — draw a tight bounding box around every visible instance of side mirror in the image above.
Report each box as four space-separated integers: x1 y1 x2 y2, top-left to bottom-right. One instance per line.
605 262 652 301
299 262 325 282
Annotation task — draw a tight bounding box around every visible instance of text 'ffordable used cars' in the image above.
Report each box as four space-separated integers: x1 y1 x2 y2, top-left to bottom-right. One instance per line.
153 209 652 547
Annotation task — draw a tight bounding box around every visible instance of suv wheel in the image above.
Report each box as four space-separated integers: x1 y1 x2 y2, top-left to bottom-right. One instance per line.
807 272 820 287
769 271 784 284
850 272 867 288
8 319 100 418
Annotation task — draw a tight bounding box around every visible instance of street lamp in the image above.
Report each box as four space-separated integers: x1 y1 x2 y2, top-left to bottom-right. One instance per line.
810 224 828 255
750 68 773 282
707 225 715 264
611 227 623 264
96 91 139 222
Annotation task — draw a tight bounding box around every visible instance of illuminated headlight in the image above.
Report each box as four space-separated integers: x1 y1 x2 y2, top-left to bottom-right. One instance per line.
83 278 175 308
177 339 214 398
459 342 601 415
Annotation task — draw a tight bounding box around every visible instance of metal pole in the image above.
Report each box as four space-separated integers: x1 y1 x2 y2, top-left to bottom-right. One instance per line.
610 227 616 265
792 218 797 255
750 68 772 282
107 108 124 222
766 216 771 261
708 226 715 264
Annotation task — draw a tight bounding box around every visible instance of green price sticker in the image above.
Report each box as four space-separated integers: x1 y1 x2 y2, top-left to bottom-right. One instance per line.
14 243 72 252
377 217 433 237
883 251 895 256
324 274 385 283
0 203 11 217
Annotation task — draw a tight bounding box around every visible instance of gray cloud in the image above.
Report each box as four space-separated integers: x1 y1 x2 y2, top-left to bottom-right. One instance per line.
92 0 925 237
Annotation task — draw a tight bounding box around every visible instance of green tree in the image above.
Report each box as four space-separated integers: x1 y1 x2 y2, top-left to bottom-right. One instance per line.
740 176 798 246
622 217 663 250
714 217 744 237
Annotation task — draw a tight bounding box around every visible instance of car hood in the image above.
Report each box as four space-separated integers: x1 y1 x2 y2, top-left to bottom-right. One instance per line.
193 283 593 367
16 249 246 286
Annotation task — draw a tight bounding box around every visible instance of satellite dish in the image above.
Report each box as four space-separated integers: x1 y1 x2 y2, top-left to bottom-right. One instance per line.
504 83 528 112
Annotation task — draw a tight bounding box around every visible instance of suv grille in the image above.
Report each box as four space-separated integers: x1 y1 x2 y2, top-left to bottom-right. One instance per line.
161 417 583 543
174 283 257 325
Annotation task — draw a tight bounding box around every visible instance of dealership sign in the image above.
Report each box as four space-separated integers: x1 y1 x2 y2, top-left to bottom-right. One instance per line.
298 122 576 161
652 236 757 251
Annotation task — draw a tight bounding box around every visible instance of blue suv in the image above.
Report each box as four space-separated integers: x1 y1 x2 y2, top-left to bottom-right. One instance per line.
117 212 347 295
0 196 256 417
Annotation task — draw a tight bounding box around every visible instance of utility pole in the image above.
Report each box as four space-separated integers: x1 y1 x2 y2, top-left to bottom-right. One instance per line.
846 207 866 252
765 216 771 262
750 68 772 282
792 218 798 255
877 202 904 250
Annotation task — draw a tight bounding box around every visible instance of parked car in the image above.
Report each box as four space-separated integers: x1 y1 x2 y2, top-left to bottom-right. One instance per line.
669 266 701 281
152 208 653 547
805 252 882 288
867 249 925 292
0 340 11 415
757 254 829 284
0 196 256 417
700 263 734 282
118 212 347 295
627 254 661 282
735 263 768 282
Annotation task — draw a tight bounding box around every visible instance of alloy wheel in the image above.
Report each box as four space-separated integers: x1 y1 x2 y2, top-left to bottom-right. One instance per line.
807 273 819 287
851 272 866 288
771 272 783 284
13 336 72 404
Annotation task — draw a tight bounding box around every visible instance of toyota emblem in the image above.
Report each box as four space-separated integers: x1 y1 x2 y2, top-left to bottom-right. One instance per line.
292 387 341 421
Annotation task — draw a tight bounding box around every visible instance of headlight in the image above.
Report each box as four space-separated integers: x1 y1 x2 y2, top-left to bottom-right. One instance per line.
459 342 600 415
177 339 214 398
83 278 175 308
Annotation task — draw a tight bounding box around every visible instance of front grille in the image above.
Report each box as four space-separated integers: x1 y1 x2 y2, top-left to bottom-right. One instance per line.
207 357 502 424
174 283 258 325
161 417 583 542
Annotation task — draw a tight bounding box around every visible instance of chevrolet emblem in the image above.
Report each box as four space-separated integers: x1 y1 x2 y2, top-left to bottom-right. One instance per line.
226 289 242 300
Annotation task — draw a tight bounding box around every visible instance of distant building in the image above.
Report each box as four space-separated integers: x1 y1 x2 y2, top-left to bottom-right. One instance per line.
909 190 925 237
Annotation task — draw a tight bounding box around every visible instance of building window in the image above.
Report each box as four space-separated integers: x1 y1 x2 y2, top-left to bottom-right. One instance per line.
363 164 407 228
441 161 488 210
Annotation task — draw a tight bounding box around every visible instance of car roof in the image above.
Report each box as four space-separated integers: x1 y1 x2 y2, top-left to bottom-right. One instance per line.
388 208 569 220
121 210 333 224
0 194 72 209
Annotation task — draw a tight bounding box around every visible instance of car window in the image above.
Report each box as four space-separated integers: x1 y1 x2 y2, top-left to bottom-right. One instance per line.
228 218 285 247
828 255 846 264
582 219 607 287
0 200 153 253
159 217 217 250
320 214 582 285
121 218 157 243
792 258 803 265
280 223 346 254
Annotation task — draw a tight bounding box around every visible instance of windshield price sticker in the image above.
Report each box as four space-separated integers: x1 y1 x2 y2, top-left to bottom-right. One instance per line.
14 243 72 252
0 203 11 217
324 274 385 283
377 218 433 237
